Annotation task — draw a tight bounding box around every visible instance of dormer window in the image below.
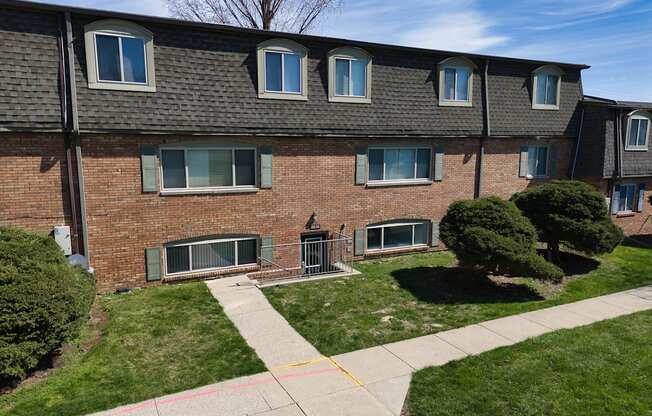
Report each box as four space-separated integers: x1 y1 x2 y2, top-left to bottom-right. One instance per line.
328 47 372 103
626 111 651 151
532 65 563 110
84 19 156 92
257 39 308 100
437 57 476 107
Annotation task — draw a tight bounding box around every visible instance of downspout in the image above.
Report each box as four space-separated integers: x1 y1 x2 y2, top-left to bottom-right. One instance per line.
616 109 624 178
476 59 491 198
65 11 91 268
58 14 80 254
570 108 584 179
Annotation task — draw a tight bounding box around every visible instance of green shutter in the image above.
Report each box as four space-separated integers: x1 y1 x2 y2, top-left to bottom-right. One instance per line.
431 220 440 247
637 183 646 212
519 146 529 177
355 147 367 185
549 144 559 177
260 147 273 189
354 229 365 256
145 248 161 281
611 184 621 215
140 145 158 193
260 236 273 264
434 145 445 181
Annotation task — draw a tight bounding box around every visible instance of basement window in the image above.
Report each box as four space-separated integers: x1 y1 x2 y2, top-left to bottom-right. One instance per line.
165 237 257 275
367 221 429 251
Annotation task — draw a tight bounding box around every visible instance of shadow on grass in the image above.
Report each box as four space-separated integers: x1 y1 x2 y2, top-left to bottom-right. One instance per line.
623 235 652 248
391 266 544 305
540 250 601 276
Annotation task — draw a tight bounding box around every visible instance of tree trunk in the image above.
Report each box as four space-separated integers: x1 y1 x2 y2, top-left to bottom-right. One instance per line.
547 240 560 263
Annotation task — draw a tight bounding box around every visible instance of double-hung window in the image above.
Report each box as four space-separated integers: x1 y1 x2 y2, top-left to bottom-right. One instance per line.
368 147 431 183
438 57 475 107
84 20 156 92
527 146 549 178
165 237 257 275
626 113 650 150
532 65 563 110
160 147 256 192
257 39 308 100
617 184 636 213
367 221 429 251
95 33 147 84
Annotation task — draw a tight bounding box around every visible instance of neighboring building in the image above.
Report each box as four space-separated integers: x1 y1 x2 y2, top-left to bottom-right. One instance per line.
574 96 652 236
1 0 590 292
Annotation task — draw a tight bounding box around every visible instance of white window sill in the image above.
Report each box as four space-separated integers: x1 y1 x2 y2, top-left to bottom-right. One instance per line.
366 244 429 255
532 104 559 111
624 147 648 152
366 179 433 188
525 174 549 180
258 91 308 101
329 95 371 104
438 99 472 107
164 263 259 280
615 211 636 218
88 82 156 93
160 187 259 196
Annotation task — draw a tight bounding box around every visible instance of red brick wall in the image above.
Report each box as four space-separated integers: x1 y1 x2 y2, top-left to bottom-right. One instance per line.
481 138 574 198
0 133 72 236
78 134 574 292
581 176 652 236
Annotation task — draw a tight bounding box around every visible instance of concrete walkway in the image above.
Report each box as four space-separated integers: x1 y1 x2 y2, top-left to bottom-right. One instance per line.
90 282 652 416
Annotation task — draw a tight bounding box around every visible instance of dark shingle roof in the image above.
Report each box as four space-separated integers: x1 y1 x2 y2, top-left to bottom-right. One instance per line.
583 95 652 110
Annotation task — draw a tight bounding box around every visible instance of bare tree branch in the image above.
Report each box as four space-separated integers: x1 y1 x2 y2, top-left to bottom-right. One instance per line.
166 0 342 33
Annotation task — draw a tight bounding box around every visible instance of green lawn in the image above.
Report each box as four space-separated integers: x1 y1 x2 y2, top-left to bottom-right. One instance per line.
406 310 652 416
0 283 265 416
263 243 652 356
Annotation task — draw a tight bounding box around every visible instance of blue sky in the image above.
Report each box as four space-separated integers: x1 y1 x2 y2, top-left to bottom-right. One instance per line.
39 0 652 101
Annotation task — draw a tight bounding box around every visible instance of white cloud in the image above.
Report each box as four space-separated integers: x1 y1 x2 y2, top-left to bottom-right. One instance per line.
398 12 509 52
538 0 634 17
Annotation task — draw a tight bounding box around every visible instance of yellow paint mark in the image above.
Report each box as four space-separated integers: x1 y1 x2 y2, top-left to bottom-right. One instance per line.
271 356 328 371
328 357 364 387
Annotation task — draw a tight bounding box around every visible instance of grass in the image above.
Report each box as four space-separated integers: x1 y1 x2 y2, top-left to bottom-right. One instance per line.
406 310 652 416
0 282 265 416
263 243 652 356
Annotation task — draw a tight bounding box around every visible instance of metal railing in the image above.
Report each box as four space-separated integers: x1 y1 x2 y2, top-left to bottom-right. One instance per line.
253 233 353 281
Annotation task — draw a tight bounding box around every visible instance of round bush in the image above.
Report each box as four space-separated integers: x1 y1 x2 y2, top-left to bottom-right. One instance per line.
440 197 563 281
0 227 95 385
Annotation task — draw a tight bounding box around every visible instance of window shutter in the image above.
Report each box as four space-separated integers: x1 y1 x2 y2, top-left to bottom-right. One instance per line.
260 147 273 189
260 236 273 264
434 145 445 181
611 184 621 215
519 146 529 177
637 183 646 212
145 248 161 281
354 229 365 256
431 220 440 247
549 144 559 177
140 145 158 193
355 147 367 185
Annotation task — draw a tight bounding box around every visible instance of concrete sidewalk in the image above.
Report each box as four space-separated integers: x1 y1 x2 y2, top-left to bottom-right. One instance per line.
90 283 652 416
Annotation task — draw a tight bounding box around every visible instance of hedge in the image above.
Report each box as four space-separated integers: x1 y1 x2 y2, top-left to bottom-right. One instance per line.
0 227 95 385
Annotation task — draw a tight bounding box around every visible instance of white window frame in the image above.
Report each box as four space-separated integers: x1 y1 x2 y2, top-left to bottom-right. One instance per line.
159 146 257 193
437 57 476 107
94 32 148 85
625 111 651 151
526 145 550 179
532 65 563 110
367 146 432 185
328 47 372 103
84 19 156 92
366 221 429 252
257 39 308 101
164 237 258 276
618 183 637 213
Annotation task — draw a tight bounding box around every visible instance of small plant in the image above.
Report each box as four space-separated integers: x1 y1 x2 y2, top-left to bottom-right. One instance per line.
0 227 95 385
440 197 563 281
511 180 623 262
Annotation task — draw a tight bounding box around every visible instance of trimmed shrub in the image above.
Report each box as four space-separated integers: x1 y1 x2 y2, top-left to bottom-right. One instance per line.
511 180 623 261
0 227 95 385
440 197 563 281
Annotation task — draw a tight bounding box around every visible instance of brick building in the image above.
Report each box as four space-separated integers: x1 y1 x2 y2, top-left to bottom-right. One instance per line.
0 0 642 292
